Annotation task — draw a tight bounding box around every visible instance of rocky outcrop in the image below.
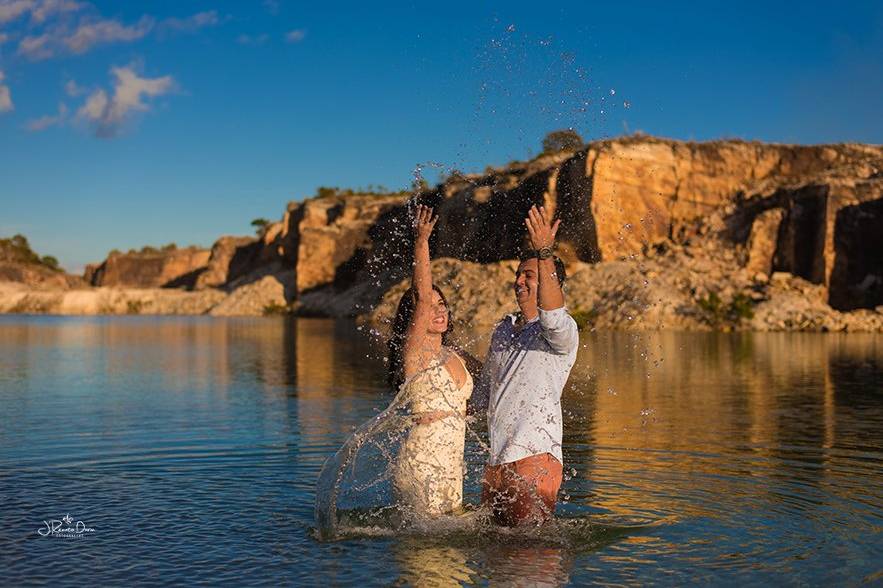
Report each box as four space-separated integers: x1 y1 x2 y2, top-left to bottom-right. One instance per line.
0 234 84 289
209 265 295 316
0 281 226 315
291 193 408 293
87 247 211 289
3 136 882 328
294 137 883 332
194 236 261 290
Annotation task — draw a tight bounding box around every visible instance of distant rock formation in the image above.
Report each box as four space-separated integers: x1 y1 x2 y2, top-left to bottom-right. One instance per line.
3 135 882 330
85 246 211 289
0 234 83 289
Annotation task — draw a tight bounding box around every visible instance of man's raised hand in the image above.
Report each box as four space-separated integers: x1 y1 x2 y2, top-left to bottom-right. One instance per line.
525 205 560 250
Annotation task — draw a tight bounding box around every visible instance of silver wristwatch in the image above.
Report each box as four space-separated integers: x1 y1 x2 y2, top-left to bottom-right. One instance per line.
535 246 554 260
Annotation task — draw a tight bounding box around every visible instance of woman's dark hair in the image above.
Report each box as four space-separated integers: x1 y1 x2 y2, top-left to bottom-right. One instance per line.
386 285 453 391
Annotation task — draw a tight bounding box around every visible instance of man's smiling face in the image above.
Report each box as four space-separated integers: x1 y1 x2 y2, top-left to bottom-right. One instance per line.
514 258 539 305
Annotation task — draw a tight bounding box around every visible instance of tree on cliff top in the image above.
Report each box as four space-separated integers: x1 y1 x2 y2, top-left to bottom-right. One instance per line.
251 218 270 237
542 129 584 153
0 234 62 271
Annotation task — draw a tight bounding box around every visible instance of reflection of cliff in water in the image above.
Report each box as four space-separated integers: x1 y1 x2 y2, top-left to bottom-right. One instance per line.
564 331 883 521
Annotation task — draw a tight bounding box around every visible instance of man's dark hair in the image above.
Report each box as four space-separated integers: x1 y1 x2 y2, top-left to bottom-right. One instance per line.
518 252 567 288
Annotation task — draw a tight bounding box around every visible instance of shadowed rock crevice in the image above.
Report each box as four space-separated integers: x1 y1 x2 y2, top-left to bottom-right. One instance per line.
829 199 883 310
772 186 829 285
555 151 600 262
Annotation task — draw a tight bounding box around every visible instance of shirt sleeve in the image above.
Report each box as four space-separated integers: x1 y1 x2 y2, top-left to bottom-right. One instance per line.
537 307 579 355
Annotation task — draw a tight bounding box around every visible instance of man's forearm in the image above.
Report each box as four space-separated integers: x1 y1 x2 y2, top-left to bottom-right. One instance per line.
537 257 564 310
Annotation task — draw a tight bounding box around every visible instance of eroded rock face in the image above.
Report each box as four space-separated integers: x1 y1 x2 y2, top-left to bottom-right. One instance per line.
87 248 211 289
0 263 82 290
194 236 260 290
289 193 408 293
5 136 882 329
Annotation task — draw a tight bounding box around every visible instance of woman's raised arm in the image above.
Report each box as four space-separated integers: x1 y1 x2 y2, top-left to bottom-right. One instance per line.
402 205 438 375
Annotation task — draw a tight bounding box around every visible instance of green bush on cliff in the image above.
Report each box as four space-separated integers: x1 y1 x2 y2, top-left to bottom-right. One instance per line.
251 218 270 236
40 255 59 270
313 185 412 200
542 129 584 154
698 291 755 328
0 234 63 272
263 302 292 316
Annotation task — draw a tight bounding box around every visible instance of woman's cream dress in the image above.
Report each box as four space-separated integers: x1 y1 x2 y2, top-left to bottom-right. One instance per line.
393 352 473 517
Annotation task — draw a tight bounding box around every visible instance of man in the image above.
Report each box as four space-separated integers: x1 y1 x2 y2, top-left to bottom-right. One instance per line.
474 204 579 526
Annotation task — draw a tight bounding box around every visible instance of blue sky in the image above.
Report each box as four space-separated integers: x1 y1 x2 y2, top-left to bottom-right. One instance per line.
1 1 881 272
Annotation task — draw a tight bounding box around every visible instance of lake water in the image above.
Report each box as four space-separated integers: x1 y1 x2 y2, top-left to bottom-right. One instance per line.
1 316 881 586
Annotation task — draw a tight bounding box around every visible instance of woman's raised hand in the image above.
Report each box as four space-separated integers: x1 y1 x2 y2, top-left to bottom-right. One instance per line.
413 204 438 242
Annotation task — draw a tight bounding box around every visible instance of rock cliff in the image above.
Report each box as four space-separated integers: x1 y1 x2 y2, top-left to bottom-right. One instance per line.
293 137 883 331
86 246 211 289
3 136 882 330
0 234 83 289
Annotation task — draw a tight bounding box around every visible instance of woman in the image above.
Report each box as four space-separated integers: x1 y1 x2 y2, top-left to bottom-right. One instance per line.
386 204 474 518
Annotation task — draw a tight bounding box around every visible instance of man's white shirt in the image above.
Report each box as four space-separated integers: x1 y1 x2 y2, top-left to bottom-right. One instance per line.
475 306 579 466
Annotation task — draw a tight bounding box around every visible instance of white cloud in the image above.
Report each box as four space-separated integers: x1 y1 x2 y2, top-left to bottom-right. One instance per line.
0 70 13 112
63 15 153 54
0 0 34 25
64 78 85 96
25 102 67 131
76 65 175 137
30 0 82 23
17 32 53 59
285 28 305 43
160 10 220 33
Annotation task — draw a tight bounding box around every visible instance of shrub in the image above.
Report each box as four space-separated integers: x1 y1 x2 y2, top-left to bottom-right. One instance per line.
697 291 755 327
570 307 597 331
251 218 270 236
542 129 584 154
262 302 292 316
40 255 60 271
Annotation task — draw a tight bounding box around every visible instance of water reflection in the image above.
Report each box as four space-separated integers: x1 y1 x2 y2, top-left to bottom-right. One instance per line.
0 317 881 584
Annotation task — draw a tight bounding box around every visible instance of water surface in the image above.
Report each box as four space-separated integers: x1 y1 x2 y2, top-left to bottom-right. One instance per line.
1 316 881 585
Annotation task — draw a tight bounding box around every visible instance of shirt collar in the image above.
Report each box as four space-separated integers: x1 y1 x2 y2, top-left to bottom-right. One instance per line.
506 312 539 327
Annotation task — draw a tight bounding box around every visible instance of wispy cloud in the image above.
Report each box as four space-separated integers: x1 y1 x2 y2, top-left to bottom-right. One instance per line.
30 0 83 24
285 28 305 43
236 33 269 46
25 102 67 130
76 64 175 138
0 70 13 112
17 32 52 59
9 5 224 61
0 0 34 25
159 10 220 34
64 78 84 96
63 15 153 54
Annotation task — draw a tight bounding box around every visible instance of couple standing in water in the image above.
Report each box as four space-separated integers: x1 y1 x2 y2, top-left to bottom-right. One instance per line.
387 203 579 526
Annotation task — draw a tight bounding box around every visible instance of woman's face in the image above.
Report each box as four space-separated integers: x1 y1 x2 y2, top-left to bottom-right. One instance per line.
427 289 449 334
